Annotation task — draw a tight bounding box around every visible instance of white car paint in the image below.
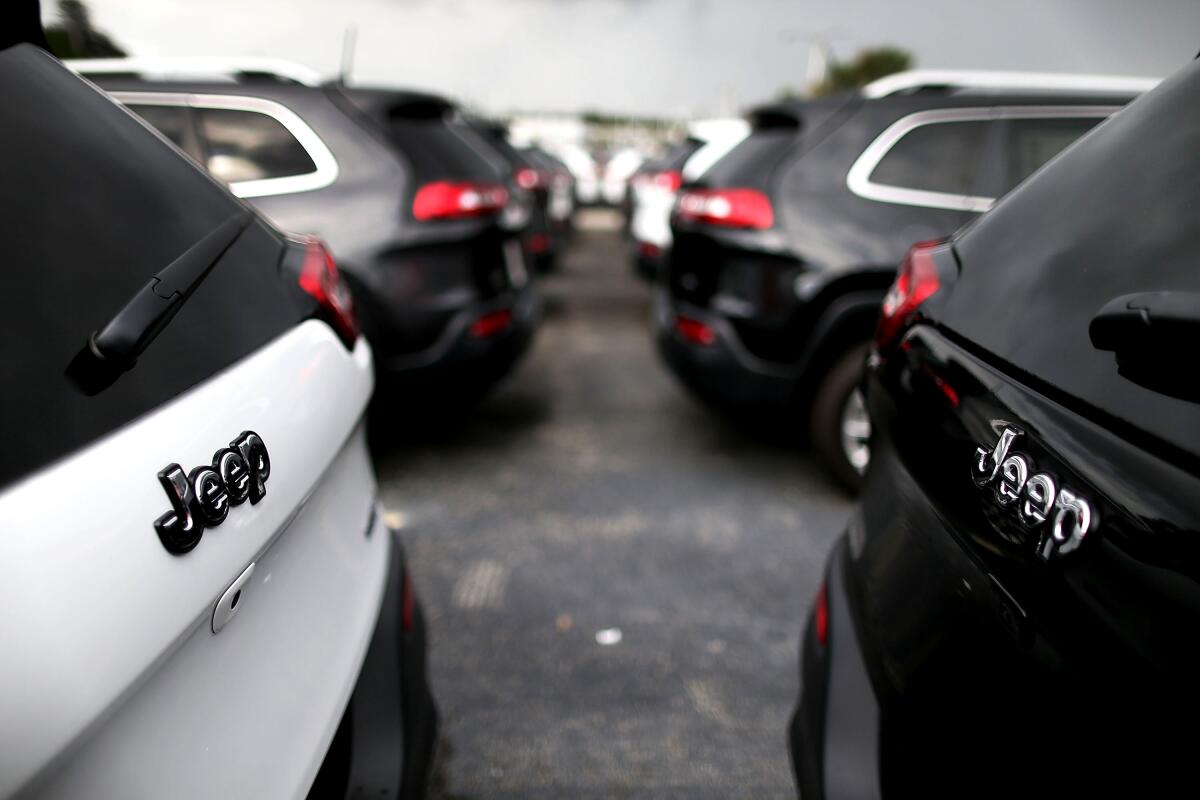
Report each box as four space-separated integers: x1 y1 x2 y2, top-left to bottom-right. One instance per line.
0 321 381 799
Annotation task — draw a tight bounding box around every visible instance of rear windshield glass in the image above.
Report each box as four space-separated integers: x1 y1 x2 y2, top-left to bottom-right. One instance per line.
387 117 504 183
697 130 797 188
0 46 297 490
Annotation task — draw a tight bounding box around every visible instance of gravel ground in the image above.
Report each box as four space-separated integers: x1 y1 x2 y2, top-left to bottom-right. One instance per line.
371 210 851 799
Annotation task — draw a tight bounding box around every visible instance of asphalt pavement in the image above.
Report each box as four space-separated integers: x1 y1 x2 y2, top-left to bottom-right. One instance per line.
371 210 851 799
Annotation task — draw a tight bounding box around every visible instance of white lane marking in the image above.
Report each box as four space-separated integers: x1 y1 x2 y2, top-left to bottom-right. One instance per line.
452 559 508 610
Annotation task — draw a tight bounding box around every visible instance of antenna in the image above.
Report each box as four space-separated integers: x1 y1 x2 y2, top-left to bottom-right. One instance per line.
339 25 357 86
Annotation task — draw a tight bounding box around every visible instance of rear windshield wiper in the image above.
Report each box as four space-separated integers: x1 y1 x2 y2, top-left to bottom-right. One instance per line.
67 210 253 394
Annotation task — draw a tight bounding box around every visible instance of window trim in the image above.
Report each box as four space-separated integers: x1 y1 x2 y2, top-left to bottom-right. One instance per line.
112 91 339 198
845 106 1119 213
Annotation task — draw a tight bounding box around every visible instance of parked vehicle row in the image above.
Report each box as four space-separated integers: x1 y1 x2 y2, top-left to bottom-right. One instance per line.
67 64 548 418
654 70 1153 491
0 22 590 793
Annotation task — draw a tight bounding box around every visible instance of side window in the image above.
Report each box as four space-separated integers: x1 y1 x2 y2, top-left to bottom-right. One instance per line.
128 104 190 151
1004 117 1104 193
869 121 989 196
196 107 317 184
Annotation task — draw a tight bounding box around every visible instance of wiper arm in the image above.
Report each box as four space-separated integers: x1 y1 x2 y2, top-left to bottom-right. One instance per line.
67 210 253 394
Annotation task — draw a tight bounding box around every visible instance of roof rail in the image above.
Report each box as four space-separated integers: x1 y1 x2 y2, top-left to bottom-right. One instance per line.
65 57 323 87
861 69 1160 99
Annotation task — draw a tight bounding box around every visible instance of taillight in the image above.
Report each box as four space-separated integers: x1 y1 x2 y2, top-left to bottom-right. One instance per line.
298 238 358 349
526 233 551 254
874 239 944 350
470 308 513 339
815 581 829 647
413 181 508 221
653 170 683 192
401 570 415 633
674 315 716 346
516 167 546 190
677 188 774 229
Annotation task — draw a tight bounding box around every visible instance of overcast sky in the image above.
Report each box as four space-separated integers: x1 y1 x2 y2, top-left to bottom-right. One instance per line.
49 0 1200 116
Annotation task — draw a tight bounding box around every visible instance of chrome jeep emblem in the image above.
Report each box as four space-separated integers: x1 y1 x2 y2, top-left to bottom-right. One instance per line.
154 431 270 555
972 425 1095 559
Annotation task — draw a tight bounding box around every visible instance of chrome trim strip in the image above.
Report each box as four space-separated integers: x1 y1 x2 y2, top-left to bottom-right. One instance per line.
861 69 1158 99
845 106 1119 214
111 91 339 199
67 57 322 87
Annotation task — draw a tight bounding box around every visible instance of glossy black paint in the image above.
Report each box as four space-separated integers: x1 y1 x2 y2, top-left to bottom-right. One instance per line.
793 61 1200 797
98 76 539 403
658 90 1138 417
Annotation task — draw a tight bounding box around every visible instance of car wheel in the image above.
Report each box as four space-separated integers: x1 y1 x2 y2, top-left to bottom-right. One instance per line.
811 343 871 494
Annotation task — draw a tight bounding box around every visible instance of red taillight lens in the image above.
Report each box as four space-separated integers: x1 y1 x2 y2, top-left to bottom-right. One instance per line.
413 181 508 221
639 242 662 258
674 315 716 346
470 308 513 339
815 581 829 647
526 233 551 254
874 239 944 350
516 167 545 190
401 570 415 633
653 170 683 192
298 238 358 349
677 187 774 229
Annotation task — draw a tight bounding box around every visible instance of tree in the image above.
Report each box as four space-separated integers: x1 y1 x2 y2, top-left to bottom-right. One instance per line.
811 47 912 96
45 0 126 58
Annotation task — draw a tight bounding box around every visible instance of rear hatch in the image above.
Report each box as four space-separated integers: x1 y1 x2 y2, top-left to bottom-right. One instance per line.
0 46 383 798
667 102 815 361
860 63 1200 789
338 89 528 354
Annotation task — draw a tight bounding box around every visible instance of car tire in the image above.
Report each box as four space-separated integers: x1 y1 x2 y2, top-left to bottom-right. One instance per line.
810 342 871 494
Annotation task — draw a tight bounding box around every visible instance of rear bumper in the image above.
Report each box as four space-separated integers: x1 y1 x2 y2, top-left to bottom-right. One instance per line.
309 525 438 800
376 283 540 396
654 290 799 413
789 537 881 800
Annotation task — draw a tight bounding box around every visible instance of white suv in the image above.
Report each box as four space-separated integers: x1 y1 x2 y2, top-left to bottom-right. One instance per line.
0 44 436 799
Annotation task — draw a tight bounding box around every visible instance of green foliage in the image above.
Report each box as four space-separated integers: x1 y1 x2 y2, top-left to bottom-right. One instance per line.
45 0 126 58
813 47 913 96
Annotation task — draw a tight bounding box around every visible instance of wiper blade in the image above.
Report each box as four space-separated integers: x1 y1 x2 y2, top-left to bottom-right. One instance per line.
67 210 253 394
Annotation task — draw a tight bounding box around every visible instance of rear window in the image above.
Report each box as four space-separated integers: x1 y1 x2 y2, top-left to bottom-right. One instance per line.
1004 116 1103 193
197 107 318 182
0 46 299 490
697 130 797 189
869 120 989 195
947 72 1200 457
387 117 504 183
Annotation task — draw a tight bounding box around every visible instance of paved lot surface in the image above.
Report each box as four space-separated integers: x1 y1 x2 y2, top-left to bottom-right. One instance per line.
371 211 851 799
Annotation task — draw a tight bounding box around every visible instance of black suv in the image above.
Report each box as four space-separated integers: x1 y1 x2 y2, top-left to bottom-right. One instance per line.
790 61 1198 798
75 61 539 412
655 71 1151 490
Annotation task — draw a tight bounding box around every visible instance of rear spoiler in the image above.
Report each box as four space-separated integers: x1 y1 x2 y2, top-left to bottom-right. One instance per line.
338 87 456 122
746 102 805 131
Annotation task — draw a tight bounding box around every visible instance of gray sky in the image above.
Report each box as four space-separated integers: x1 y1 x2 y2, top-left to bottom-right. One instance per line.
50 0 1200 116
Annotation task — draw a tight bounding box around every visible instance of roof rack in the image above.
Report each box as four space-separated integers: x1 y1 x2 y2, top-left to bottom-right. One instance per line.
65 57 323 87
861 69 1160 99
